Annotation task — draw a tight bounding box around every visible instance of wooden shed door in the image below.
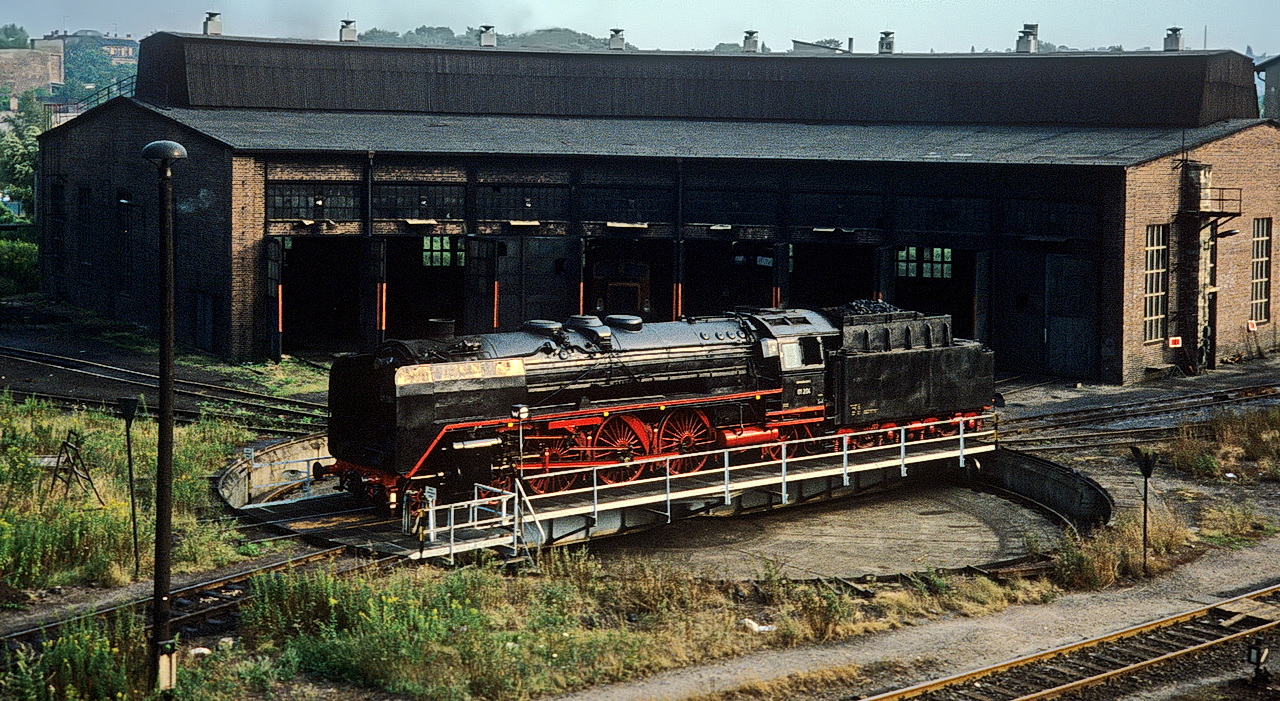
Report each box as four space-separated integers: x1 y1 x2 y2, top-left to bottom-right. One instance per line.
1045 254 1098 378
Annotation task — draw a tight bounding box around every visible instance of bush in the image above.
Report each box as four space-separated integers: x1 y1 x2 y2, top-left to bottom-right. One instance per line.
0 238 37 295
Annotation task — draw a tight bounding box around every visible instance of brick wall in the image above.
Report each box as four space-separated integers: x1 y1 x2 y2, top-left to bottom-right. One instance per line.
1122 123 1280 383
230 156 266 358
38 100 235 354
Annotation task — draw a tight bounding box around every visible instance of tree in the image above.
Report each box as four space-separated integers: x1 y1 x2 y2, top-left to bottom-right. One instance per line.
813 38 843 49
403 26 462 46
0 24 27 49
60 43 135 102
0 90 43 218
357 27 403 43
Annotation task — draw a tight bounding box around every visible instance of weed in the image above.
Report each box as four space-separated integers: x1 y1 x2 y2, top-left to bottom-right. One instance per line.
1198 501 1277 548
1053 509 1192 589
0 394 258 588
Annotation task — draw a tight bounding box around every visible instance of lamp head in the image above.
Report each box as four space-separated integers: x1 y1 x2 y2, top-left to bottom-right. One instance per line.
141 140 188 165
117 396 139 422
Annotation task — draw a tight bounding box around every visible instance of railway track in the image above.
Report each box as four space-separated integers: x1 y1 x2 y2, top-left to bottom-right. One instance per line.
0 345 327 434
0 547 395 650
861 582 1280 701
999 382 1280 435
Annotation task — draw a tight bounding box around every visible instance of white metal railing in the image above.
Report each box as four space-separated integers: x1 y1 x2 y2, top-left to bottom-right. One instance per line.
402 413 994 554
517 413 994 516
402 483 532 562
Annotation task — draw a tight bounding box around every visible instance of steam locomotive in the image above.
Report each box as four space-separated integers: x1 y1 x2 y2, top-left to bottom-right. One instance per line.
323 303 994 511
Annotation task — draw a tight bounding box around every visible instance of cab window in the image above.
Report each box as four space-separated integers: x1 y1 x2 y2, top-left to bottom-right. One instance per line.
779 341 803 370
780 337 824 370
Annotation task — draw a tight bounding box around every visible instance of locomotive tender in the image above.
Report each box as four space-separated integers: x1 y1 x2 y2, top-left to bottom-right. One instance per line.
324 303 993 510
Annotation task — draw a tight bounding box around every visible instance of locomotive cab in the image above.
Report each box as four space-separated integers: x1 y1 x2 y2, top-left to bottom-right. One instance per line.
742 309 839 412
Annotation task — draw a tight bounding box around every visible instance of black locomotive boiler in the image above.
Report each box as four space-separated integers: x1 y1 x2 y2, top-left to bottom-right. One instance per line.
323 303 994 510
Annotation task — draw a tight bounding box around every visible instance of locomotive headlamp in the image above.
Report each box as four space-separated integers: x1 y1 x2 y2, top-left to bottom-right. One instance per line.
313 196 325 208
512 404 529 421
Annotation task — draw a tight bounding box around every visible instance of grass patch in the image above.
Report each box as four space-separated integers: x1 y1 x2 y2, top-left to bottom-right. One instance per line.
1198 501 1277 548
0 393 259 589
2 546 1059 700
1168 407 1280 481
1053 509 1193 589
231 551 1054 700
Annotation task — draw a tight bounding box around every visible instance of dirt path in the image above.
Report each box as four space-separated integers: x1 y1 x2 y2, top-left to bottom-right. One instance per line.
550 537 1280 700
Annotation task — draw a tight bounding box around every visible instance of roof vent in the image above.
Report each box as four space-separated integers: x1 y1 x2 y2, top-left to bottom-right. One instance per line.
339 19 357 42
480 25 497 47
609 28 625 50
1164 26 1184 51
1016 23 1038 53
878 31 895 54
743 30 760 53
203 12 222 36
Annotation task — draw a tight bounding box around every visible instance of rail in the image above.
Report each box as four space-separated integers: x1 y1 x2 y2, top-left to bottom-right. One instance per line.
860 581 1280 700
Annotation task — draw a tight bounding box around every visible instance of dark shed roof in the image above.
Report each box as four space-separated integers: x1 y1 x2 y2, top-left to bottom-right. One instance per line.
130 100 1268 167
134 32 1258 128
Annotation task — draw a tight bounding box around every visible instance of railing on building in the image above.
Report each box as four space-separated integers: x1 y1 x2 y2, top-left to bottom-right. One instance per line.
43 75 137 126
1186 186 1243 216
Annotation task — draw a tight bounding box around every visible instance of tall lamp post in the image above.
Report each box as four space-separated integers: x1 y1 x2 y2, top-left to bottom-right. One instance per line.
142 139 186 696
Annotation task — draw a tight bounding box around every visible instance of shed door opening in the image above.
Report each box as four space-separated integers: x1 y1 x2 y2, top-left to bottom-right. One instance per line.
463 236 580 332
584 238 673 321
383 235 465 340
280 236 363 354
891 246 976 338
789 242 877 310
683 240 774 316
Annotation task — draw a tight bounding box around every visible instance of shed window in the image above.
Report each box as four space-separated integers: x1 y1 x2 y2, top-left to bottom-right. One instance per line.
897 247 951 278
1143 224 1169 342
266 183 361 221
475 185 568 221
373 184 465 220
422 236 464 267
1252 218 1272 324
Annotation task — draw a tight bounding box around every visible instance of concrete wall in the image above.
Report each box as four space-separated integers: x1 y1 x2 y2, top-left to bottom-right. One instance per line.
981 448 1113 532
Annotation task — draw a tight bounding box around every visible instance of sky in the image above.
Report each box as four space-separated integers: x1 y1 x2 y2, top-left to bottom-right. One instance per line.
6 0 1279 56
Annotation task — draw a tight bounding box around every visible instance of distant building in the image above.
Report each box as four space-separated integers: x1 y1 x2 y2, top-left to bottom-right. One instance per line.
1258 54 1280 117
0 47 64 100
36 24 1280 383
32 30 139 67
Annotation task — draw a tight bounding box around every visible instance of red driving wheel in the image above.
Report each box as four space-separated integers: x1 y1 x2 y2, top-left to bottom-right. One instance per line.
656 409 714 474
593 414 651 483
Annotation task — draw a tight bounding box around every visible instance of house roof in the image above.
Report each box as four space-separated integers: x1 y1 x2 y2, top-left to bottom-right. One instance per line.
1256 54 1280 71
134 100 1269 168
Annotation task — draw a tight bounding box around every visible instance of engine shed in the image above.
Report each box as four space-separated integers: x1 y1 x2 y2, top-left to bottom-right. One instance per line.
35 25 1280 384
